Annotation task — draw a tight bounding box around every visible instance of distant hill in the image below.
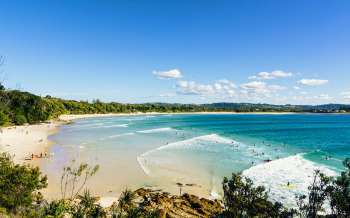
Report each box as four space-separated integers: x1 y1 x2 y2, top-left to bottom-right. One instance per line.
203 102 350 113
0 87 349 126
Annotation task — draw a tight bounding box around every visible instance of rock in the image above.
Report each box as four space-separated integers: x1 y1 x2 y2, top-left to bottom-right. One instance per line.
134 188 222 218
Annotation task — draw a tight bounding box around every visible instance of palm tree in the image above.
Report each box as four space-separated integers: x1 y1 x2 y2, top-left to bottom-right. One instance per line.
76 189 102 217
78 189 98 211
117 188 136 216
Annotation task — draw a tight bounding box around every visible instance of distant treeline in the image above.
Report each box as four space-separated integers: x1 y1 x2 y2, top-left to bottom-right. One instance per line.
0 85 349 126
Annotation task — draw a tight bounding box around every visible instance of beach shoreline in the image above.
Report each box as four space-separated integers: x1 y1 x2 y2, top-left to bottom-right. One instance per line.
0 121 64 164
58 111 299 122
0 112 345 207
3 111 345 162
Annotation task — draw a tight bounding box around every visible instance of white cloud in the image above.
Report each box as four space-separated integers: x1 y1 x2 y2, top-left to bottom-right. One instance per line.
248 70 293 80
290 93 336 104
159 93 176 97
314 94 333 100
293 86 301 90
176 79 236 97
153 69 183 79
240 81 287 98
298 79 328 86
341 91 350 100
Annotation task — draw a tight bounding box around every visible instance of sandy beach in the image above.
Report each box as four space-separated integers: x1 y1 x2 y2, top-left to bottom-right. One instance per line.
0 112 332 207
0 122 62 163
58 111 298 122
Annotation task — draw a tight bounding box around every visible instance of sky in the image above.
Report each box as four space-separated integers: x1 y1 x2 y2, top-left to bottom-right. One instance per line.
0 0 349 105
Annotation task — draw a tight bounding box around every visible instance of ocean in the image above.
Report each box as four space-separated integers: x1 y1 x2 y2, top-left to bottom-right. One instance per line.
41 114 350 207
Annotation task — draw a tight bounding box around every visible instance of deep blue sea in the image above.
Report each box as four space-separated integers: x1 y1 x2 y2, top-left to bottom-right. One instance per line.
42 114 350 204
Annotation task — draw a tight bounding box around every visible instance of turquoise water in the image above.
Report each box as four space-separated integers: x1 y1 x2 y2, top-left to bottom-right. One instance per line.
43 114 350 199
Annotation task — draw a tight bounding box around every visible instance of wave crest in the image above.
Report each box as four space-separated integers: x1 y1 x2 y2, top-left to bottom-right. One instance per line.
137 134 236 175
137 127 174 134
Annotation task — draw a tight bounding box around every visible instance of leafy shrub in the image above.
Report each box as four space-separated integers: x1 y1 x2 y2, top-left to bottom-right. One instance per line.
0 153 48 214
14 113 27 125
221 173 294 218
326 158 350 217
0 111 9 126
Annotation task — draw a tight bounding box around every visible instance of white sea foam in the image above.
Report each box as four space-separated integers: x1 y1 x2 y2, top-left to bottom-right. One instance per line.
88 124 129 129
107 132 135 138
137 134 236 175
137 127 174 134
209 190 221 200
242 154 337 209
144 134 235 154
136 156 151 175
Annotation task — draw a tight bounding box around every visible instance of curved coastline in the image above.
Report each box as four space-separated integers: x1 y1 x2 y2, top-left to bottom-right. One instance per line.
0 112 342 207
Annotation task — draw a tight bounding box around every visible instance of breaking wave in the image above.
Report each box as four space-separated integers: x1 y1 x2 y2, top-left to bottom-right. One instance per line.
107 132 135 138
137 134 236 175
242 154 337 209
137 127 174 134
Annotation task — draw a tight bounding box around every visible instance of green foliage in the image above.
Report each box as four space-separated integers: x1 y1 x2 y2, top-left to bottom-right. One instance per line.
296 159 350 218
71 189 106 218
221 173 294 218
42 199 68 218
112 188 137 217
0 83 5 91
0 153 48 214
1 88 349 127
326 158 350 217
111 188 161 218
296 170 331 217
60 160 99 200
14 113 27 125
0 110 9 126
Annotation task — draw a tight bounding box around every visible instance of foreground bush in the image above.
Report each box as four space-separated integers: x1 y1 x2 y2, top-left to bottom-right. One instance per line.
0 153 47 214
220 173 295 218
1 151 349 218
296 158 350 218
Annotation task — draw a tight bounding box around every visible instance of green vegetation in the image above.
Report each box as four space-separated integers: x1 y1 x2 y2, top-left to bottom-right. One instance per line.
1 151 349 217
220 173 294 217
1 84 349 127
0 153 47 215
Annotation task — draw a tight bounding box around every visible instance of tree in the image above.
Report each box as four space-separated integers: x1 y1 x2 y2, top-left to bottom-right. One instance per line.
60 160 99 200
73 189 106 218
42 199 68 218
0 152 48 214
111 188 137 217
296 170 332 218
221 173 294 218
0 111 9 126
327 158 350 217
14 113 27 125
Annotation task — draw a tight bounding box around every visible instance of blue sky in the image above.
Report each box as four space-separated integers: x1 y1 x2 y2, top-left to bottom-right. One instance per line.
0 0 349 104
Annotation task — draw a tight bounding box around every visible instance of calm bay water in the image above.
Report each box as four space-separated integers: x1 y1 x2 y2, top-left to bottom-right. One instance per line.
41 114 350 200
